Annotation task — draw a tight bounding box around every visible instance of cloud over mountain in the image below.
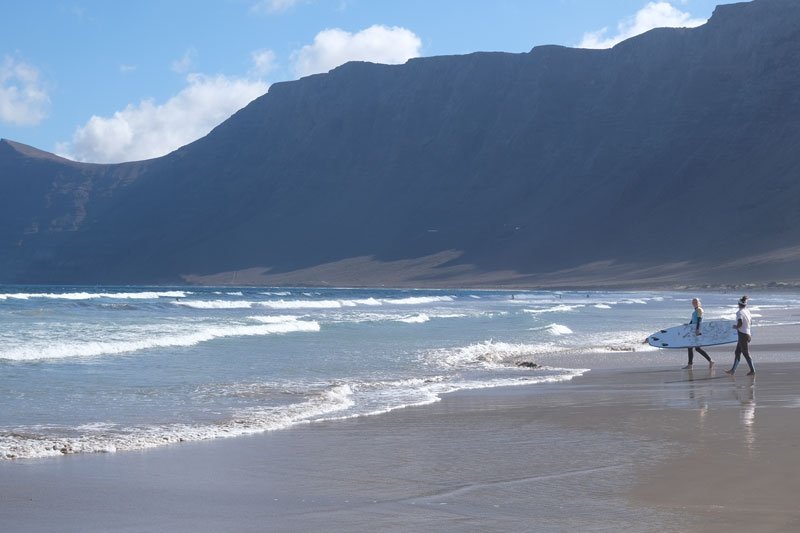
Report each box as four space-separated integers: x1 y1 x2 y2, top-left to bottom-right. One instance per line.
578 1 706 49
58 74 267 163
0 56 50 126
5 0 799 288
290 25 422 77
57 24 420 162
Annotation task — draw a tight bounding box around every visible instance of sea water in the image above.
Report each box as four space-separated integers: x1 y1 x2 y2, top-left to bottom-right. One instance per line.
2 286 799 460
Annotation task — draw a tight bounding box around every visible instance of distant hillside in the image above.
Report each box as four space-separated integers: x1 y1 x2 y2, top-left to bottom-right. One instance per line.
2 0 800 288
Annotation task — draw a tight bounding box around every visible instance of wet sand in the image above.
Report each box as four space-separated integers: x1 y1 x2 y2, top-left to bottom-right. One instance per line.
2 355 799 531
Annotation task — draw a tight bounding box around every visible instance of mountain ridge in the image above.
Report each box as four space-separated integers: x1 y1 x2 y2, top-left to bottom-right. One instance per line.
2 0 799 287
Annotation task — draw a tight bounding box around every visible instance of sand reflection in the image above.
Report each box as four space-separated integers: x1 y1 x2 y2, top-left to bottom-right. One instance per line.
733 375 757 452
685 367 716 427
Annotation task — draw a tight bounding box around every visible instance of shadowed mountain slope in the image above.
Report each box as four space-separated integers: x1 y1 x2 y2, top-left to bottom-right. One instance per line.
2 0 800 287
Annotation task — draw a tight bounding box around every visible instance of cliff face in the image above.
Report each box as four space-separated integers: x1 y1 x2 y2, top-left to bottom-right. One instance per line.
2 0 800 287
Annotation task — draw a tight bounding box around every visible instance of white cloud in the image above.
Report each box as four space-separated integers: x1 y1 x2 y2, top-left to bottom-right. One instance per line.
119 64 137 74
171 48 197 74
58 74 268 163
54 23 422 163
250 49 277 77
0 56 50 126
291 25 422 78
251 0 301 14
578 2 706 49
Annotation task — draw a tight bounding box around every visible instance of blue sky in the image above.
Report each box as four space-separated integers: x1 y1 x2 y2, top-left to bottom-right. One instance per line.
1 0 737 163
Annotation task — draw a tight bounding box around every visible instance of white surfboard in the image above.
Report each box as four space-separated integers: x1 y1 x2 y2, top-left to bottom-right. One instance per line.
647 320 738 349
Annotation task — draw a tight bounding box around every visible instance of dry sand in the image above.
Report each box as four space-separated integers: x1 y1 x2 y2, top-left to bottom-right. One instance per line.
2 353 799 531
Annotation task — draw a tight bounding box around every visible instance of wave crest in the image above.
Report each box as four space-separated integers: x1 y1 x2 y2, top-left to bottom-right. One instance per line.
0 321 320 362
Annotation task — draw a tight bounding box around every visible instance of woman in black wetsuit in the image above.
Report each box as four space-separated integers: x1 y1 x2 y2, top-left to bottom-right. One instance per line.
684 298 714 369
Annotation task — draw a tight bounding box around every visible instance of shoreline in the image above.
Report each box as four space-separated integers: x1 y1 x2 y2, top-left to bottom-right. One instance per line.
5 281 800 292
3 359 799 532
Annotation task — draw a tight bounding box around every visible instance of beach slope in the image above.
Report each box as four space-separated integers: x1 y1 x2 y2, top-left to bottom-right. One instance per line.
2 359 799 532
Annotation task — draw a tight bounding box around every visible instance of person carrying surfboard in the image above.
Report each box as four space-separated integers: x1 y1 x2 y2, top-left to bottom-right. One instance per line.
725 296 755 376
683 298 714 369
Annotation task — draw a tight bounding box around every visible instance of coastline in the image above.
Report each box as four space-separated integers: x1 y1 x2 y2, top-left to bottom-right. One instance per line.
3 358 799 532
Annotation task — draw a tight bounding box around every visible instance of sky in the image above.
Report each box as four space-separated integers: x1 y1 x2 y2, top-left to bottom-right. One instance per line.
1 0 739 164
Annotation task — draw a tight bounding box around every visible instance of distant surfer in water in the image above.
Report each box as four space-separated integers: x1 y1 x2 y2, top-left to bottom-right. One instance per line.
684 298 714 369
726 296 755 376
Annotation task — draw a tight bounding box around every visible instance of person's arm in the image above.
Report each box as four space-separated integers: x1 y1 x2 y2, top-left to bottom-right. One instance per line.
695 315 702 334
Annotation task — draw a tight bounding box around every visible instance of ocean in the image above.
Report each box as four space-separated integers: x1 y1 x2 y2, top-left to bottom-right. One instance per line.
2 286 799 460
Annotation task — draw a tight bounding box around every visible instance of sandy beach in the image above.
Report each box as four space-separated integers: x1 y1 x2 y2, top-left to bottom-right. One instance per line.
2 336 800 532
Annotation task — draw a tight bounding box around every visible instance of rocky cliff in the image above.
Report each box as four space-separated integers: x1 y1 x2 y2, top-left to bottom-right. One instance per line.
2 0 799 287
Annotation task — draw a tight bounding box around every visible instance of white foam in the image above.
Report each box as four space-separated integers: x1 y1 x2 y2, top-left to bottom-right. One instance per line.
323 370 589 421
716 312 762 321
447 369 587 393
427 340 565 369
175 300 256 309
0 368 591 460
759 321 800 327
524 304 585 314
396 314 430 324
0 291 188 301
594 304 612 309
323 310 470 325
750 304 800 311
247 315 304 324
530 323 573 336
175 299 352 310
381 296 455 305
435 313 469 319
0 383 353 459
586 330 660 353
169 295 456 311
350 298 383 306
260 299 349 309
0 321 320 362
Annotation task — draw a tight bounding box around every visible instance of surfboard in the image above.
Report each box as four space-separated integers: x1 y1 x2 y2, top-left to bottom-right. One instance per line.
647 320 738 349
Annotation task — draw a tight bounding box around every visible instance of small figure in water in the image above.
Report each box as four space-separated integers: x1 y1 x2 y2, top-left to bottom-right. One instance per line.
683 297 714 369
726 296 755 376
